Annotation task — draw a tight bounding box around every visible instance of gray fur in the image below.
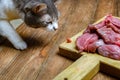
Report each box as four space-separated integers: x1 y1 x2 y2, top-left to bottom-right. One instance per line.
13 0 59 27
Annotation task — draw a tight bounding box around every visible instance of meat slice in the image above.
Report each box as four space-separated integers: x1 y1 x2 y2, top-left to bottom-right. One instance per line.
84 15 120 34
76 33 98 52
84 21 105 33
97 26 120 46
98 45 120 60
105 14 120 28
86 39 105 52
106 22 120 33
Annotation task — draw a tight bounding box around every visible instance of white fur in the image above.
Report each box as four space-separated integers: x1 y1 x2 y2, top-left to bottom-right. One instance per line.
52 21 58 29
0 0 27 50
47 21 58 31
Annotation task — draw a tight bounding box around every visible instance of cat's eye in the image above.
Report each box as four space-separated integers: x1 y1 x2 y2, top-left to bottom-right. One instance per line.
24 7 30 13
47 21 52 24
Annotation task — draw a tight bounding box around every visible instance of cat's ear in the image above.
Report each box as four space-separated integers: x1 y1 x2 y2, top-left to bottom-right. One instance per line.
53 0 61 5
32 3 47 13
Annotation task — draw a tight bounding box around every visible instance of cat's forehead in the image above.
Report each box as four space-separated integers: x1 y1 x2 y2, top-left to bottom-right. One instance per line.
25 0 58 19
24 0 53 7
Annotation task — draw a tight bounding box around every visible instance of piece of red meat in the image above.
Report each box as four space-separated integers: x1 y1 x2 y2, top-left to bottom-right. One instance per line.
84 15 120 34
97 26 120 46
106 22 120 33
98 44 120 60
105 14 120 28
76 33 98 52
86 39 105 52
84 21 105 33
76 15 120 60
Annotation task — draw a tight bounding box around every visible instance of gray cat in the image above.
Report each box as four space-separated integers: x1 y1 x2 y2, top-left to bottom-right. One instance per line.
0 0 60 50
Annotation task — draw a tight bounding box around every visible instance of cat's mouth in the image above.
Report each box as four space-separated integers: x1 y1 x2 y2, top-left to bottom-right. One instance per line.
46 22 58 31
26 22 58 31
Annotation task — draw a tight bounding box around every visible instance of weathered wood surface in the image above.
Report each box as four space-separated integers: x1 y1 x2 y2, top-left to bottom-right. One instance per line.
0 0 119 80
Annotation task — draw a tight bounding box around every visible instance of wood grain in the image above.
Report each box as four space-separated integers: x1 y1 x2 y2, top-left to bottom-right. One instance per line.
0 0 119 80
54 54 100 80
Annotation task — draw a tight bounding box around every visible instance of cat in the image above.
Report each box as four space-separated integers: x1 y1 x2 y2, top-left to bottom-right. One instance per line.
0 0 60 50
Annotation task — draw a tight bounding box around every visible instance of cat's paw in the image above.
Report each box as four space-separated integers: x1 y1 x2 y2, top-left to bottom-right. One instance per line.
14 41 27 50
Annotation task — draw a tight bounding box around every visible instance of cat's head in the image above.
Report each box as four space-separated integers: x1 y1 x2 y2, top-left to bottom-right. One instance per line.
22 0 60 31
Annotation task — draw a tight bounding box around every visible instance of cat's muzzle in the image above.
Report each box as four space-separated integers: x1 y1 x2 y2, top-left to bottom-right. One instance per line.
46 21 58 31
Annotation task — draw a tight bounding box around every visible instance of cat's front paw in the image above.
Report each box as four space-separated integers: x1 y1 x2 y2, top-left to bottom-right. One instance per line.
14 41 27 50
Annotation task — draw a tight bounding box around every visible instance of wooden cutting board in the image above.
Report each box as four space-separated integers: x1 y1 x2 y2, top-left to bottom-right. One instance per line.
54 16 120 80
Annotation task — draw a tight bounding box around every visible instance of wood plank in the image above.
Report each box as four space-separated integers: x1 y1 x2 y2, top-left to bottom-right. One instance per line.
0 0 119 80
94 0 118 21
54 53 120 80
53 54 100 80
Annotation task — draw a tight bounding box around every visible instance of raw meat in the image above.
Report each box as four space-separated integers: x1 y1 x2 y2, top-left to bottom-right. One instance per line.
84 21 105 33
105 14 120 28
76 33 98 52
105 22 120 33
76 14 120 60
97 26 120 46
98 45 120 60
84 14 120 34
86 39 105 52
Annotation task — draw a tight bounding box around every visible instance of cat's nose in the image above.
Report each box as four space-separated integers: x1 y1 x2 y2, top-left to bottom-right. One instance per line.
53 26 58 31
47 21 58 31
52 21 58 31
47 24 58 31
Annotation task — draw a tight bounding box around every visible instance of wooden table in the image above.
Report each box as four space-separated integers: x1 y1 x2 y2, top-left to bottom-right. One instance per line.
0 0 119 80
